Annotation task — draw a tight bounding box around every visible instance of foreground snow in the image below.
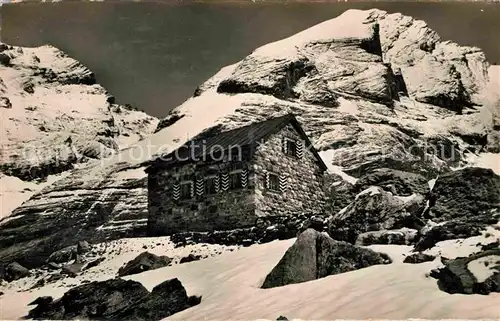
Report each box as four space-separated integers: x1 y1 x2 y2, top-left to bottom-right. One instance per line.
1 228 499 320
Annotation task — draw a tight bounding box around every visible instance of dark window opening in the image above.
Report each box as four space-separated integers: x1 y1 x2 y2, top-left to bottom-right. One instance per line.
228 162 244 172
284 139 297 157
180 182 192 199
229 172 242 189
268 173 280 192
205 176 218 194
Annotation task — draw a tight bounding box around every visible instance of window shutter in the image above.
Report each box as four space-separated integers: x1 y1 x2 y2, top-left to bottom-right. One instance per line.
282 138 288 154
173 181 180 200
241 168 248 188
189 181 194 198
296 140 304 158
214 174 221 193
279 174 289 193
221 172 229 191
195 177 204 196
265 172 270 189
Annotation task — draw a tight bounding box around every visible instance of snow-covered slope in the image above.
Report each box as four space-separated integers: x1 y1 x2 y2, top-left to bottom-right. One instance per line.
1 9 499 268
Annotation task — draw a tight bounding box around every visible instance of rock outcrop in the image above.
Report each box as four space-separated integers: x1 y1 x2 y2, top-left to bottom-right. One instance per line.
426 167 500 222
27 278 200 320
411 167 500 250
430 249 500 295
0 262 30 282
0 42 158 260
355 228 418 246
353 168 430 196
118 252 171 277
1 9 498 267
261 229 391 288
328 186 425 243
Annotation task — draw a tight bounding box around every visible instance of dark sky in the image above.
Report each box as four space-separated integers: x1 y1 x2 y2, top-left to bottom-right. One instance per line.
1 1 499 118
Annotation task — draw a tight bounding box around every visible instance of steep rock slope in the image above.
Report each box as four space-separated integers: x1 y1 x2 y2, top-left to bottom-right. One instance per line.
1 9 498 268
0 43 158 219
0 43 158 222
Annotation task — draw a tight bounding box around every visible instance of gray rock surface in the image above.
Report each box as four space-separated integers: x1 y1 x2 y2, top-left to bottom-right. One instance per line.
430 249 500 295
118 252 171 277
353 168 430 196
403 252 436 264
261 228 390 289
0 43 158 181
328 187 425 243
355 228 418 246
1 262 30 282
26 278 201 320
427 167 500 222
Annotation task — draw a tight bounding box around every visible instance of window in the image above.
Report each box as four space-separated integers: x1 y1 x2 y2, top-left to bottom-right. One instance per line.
283 138 297 157
229 172 242 189
180 181 192 199
267 173 280 192
205 176 219 194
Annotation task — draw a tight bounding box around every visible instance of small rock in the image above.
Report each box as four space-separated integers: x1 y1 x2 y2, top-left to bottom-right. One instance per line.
47 246 78 264
403 252 436 264
77 241 91 254
30 278 46 289
118 252 171 277
0 97 12 108
179 254 202 264
277 316 289 321
4 262 30 282
61 263 84 277
83 257 105 271
47 262 61 270
47 274 64 283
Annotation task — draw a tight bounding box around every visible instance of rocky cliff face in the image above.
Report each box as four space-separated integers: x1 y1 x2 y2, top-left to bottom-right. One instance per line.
0 43 158 265
0 43 158 183
1 9 498 268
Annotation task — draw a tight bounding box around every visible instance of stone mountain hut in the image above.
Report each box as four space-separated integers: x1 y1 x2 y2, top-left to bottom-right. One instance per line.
145 114 328 236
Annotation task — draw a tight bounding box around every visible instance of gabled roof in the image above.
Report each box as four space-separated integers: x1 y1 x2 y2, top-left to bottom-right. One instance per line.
145 114 328 172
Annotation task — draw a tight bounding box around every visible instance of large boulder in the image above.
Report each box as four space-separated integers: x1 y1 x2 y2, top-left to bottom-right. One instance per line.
324 176 357 215
328 187 425 243
27 277 200 320
111 278 202 321
2 262 30 282
261 229 391 289
46 245 78 264
413 216 497 251
427 167 500 222
430 249 500 295
118 252 172 277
